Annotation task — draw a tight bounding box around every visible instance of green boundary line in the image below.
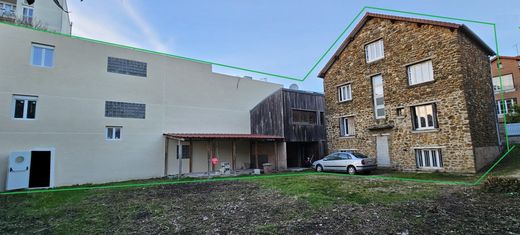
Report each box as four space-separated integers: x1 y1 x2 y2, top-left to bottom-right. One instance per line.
0 7 514 195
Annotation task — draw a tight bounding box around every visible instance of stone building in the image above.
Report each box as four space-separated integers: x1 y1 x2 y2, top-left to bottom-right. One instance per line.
318 13 500 173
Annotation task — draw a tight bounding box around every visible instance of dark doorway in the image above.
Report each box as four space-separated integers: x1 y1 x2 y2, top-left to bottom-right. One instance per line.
29 151 51 188
287 142 320 168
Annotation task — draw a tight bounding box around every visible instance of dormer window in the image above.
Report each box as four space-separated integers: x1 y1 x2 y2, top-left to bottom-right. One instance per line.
365 39 384 63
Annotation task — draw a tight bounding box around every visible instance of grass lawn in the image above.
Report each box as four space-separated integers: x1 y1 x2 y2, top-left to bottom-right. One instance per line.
1 146 520 233
1 174 520 234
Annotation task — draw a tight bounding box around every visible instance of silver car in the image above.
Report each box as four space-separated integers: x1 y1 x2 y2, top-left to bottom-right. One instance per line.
312 152 377 174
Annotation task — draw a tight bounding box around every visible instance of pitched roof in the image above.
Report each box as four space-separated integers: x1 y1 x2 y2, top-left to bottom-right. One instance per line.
490 56 520 63
318 12 496 78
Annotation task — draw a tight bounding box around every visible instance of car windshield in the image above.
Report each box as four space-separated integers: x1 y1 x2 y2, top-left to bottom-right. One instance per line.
352 153 368 159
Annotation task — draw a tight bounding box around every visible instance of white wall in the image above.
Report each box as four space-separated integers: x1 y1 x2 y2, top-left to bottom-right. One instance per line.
14 0 70 34
0 23 282 190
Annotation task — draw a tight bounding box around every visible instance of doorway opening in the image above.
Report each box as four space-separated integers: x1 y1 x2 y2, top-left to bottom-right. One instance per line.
287 142 320 168
29 151 51 188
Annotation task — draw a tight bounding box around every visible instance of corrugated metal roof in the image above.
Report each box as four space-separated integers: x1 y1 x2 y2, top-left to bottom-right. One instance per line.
164 133 284 140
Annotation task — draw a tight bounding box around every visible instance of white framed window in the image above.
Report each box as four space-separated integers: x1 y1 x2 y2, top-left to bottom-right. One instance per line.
407 60 434 86
31 43 55 68
415 149 443 169
412 104 437 130
496 98 517 115
1 3 16 17
372 74 385 119
338 84 352 102
106 126 122 140
12 95 38 120
340 117 355 137
492 74 515 93
365 39 384 63
22 7 33 24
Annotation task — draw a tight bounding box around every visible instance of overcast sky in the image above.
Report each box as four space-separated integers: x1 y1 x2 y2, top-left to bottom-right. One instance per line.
67 0 520 92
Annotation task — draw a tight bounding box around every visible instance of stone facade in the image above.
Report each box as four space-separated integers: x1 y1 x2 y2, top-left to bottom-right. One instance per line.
320 14 499 173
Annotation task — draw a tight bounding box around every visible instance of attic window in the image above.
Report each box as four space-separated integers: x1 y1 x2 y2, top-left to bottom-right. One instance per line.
365 39 384 63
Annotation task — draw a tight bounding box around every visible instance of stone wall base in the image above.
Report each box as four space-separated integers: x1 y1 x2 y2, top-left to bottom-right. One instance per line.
474 146 500 172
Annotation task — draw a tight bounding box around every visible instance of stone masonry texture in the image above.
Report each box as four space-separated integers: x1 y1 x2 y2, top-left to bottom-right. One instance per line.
322 17 499 173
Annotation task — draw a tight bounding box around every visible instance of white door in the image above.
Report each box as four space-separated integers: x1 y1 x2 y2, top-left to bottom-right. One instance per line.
6 151 31 191
376 136 390 167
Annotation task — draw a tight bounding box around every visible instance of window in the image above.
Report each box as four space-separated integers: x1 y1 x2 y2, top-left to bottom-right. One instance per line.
498 63 503 69
31 43 54 68
496 98 517 115
396 107 404 117
338 84 352 102
107 57 147 77
292 110 317 124
411 104 438 130
415 149 443 169
365 39 384 63
106 126 122 140
12 95 37 120
319 112 325 125
408 60 434 86
22 7 33 24
340 117 354 137
372 74 385 119
105 101 146 119
176 145 190 159
492 74 515 92
1 3 16 17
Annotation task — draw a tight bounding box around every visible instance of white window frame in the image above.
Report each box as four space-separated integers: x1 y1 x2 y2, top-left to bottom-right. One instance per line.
372 74 385 119
106 126 122 141
413 104 437 130
338 84 352 102
407 60 434 86
365 39 384 63
22 7 33 24
492 74 515 93
30 43 55 68
340 116 355 137
497 98 516 115
12 95 38 120
415 148 443 169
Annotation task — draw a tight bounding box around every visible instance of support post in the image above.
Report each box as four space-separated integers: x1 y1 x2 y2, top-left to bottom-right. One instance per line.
255 141 259 169
232 140 237 173
207 140 211 178
189 140 193 173
177 140 182 180
274 141 278 171
164 137 169 176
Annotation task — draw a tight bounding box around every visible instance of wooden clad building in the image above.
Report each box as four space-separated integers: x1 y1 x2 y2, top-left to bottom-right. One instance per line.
250 88 327 168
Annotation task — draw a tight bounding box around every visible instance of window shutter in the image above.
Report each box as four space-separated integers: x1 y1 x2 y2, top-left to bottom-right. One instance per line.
438 150 443 167
411 107 418 130
432 103 439 128
348 118 355 135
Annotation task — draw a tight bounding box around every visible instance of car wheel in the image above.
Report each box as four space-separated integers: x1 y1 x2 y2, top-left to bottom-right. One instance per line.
316 165 323 172
347 166 356 175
